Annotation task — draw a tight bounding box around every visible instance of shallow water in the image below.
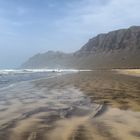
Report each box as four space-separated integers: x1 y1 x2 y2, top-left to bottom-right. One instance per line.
0 76 103 140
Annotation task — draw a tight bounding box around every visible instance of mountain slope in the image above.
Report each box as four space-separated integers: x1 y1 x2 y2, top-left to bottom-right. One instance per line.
76 26 140 54
22 26 140 69
21 51 74 69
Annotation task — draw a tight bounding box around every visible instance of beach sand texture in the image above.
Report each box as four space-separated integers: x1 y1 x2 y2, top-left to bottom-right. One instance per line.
0 70 140 140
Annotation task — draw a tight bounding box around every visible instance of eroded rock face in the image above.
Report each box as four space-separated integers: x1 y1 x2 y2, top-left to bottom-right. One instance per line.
76 26 140 54
22 26 140 69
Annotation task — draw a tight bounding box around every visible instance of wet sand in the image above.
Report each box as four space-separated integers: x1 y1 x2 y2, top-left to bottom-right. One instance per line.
0 70 140 140
44 70 140 111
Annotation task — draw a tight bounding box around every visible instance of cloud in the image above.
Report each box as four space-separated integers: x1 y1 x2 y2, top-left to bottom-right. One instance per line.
53 0 140 37
0 0 140 67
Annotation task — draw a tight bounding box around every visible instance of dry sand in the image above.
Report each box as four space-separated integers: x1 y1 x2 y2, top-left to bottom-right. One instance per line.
114 69 140 77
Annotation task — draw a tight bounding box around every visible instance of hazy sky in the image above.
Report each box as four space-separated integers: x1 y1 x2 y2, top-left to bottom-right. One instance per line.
0 0 140 68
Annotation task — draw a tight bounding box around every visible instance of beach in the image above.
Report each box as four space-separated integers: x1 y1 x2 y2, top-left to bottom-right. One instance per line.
0 70 140 140
114 69 140 77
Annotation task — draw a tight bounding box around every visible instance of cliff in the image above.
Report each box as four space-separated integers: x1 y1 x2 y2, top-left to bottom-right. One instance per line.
21 26 140 69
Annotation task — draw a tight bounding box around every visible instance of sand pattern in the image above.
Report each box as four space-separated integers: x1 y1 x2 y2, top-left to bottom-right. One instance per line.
0 71 140 140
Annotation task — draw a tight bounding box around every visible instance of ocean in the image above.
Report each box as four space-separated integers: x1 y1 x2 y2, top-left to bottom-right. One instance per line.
0 69 78 89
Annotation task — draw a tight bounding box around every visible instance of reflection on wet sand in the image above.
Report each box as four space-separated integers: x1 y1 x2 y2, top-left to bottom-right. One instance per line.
0 70 140 140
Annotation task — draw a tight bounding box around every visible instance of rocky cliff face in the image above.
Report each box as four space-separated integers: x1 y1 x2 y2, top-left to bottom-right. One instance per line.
22 26 140 69
76 26 140 54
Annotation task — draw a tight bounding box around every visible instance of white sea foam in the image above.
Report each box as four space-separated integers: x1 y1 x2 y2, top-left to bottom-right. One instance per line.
0 69 92 75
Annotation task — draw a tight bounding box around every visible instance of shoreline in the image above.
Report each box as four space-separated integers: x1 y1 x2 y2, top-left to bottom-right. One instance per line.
0 70 140 140
34 70 140 111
